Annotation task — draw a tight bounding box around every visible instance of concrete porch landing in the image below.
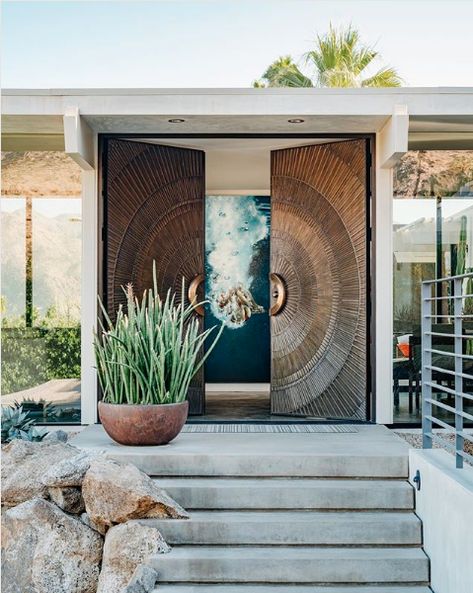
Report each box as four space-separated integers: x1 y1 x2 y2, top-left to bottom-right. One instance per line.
72 425 427 590
72 424 410 478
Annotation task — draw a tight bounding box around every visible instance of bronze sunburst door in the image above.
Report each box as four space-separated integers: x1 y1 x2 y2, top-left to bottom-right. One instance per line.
270 140 368 420
103 138 205 414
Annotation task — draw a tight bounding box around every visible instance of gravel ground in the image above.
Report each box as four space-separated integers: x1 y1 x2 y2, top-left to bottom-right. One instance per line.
395 430 473 465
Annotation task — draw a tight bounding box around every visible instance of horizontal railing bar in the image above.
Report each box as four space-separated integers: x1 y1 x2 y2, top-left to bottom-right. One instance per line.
425 348 473 360
424 294 473 301
422 274 473 468
426 365 473 381
425 381 457 396
425 433 473 461
425 398 456 413
425 415 455 431
425 332 473 338
425 381 473 403
423 272 473 283
460 431 473 445
423 314 473 318
425 418 473 445
425 398 473 422
457 449 473 463
425 381 473 402
425 431 458 453
424 433 473 463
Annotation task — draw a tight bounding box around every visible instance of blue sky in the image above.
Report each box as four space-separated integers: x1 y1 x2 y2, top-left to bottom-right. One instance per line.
2 0 473 88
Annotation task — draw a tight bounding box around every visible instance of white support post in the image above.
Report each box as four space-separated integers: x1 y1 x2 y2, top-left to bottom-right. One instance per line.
375 105 409 424
64 107 94 171
79 168 98 424
379 104 409 169
64 108 97 424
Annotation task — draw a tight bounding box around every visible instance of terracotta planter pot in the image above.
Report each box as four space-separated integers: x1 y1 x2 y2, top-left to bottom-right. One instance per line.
98 400 189 446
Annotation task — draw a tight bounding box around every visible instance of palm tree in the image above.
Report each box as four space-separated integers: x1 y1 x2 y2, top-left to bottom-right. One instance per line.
253 56 312 88
254 24 402 88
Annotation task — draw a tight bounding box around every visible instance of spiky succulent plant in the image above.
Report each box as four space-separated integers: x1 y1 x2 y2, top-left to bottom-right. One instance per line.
1 404 48 443
94 266 224 405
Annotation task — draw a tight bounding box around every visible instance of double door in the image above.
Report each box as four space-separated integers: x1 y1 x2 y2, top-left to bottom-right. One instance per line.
103 138 369 419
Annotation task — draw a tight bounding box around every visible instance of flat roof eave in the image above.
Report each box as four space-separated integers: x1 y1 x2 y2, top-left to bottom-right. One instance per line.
3 86 473 96
2 87 473 143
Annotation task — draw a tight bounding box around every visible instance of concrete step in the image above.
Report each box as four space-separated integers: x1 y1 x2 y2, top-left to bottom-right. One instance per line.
155 477 414 510
153 586 432 593
133 448 407 477
74 426 409 478
147 546 429 584
142 511 421 545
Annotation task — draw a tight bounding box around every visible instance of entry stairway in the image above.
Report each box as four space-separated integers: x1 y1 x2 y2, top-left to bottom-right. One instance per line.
125 428 431 593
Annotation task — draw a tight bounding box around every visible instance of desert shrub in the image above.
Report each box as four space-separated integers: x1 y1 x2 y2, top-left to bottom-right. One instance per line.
44 327 81 379
1 328 48 394
1 325 80 395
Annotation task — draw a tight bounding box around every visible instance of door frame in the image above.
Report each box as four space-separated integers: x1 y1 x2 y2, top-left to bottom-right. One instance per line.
98 133 376 422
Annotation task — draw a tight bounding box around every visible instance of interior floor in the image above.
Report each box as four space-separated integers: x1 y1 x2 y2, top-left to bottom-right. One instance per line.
191 390 341 422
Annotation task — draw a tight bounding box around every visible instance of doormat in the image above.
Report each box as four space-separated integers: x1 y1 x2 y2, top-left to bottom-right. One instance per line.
182 424 359 434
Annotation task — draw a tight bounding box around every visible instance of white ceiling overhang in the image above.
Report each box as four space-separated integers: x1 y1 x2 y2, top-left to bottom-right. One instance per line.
2 88 473 150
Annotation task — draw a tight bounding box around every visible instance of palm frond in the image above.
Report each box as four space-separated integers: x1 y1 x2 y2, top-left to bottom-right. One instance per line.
361 66 403 87
255 55 313 88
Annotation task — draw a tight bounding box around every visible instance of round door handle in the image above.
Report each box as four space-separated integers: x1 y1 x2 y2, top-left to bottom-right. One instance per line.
188 274 204 316
270 273 287 316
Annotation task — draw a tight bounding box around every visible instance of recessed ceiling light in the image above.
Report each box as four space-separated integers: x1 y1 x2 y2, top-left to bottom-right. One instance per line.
288 118 305 124
168 118 185 123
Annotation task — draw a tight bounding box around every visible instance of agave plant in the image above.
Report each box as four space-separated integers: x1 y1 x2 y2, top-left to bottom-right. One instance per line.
94 267 224 405
1 404 48 443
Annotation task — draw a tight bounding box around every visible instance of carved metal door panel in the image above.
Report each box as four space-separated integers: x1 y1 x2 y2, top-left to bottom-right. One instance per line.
103 139 205 414
270 140 368 419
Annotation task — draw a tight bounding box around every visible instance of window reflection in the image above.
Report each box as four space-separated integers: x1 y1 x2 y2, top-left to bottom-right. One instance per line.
1 152 82 423
393 150 473 423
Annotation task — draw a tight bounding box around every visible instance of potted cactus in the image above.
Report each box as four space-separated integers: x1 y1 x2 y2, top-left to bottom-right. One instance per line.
94 265 223 446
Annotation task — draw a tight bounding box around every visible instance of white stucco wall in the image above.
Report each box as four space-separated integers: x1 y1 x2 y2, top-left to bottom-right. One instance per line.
409 449 473 593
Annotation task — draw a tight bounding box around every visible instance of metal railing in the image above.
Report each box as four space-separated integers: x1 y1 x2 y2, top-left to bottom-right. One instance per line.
422 272 473 468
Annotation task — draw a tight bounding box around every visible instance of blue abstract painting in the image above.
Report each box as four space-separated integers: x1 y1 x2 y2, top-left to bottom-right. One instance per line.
204 195 270 383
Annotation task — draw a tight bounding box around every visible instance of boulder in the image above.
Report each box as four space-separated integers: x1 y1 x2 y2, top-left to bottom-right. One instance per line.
82 458 189 530
97 522 169 593
1 498 103 593
80 512 107 536
124 565 160 593
44 429 69 443
2 439 81 507
42 450 98 488
48 486 85 514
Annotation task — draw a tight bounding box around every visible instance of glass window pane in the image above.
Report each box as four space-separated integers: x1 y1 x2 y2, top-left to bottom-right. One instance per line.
1 197 26 320
393 150 473 424
1 152 82 423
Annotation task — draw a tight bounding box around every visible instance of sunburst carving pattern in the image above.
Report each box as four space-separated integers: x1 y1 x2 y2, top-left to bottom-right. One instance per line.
271 140 367 419
104 139 205 414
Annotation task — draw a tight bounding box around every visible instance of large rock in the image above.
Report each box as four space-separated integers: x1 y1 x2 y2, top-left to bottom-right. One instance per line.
44 429 69 443
42 450 98 488
48 486 85 514
1 498 103 593
82 458 189 530
97 522 169 593
2 440 81 507
124 565 160 593
80 512 108 535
